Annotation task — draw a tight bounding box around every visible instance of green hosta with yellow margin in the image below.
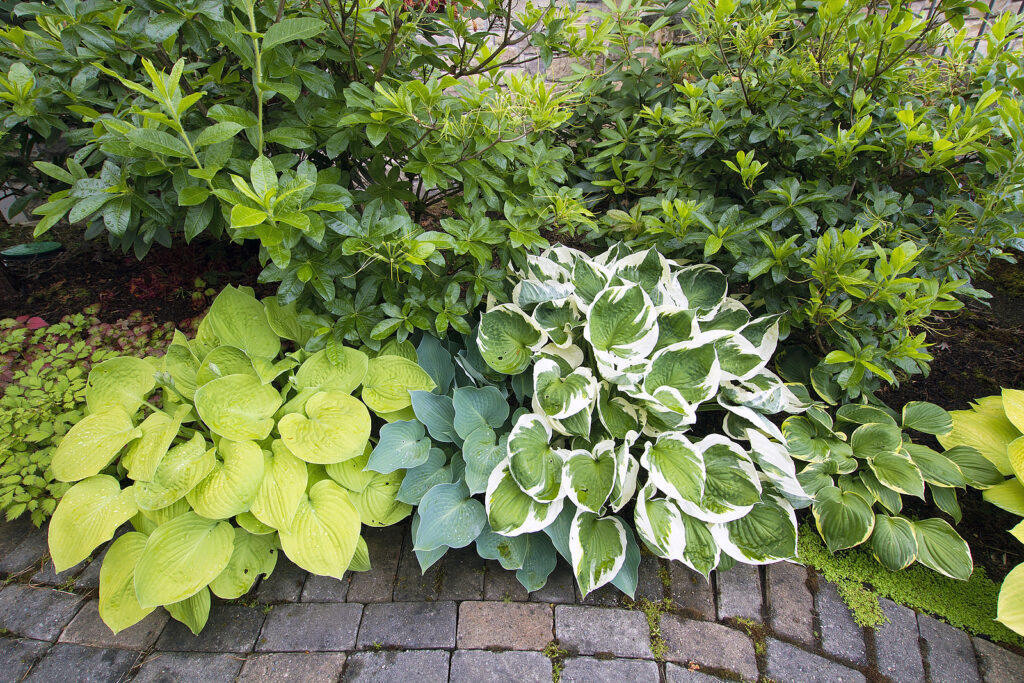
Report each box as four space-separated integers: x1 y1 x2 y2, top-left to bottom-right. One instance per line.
46 286 431 634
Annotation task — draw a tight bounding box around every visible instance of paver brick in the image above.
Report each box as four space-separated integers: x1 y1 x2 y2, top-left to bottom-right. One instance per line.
636 554 666 601
31 556 84 587
575 581 623 607
133 651 243 682
669 562 715 619
437 548 485 600
23 643 138 683
766 562 814 646
257 603 362 652
872 598 925 683
156 605 264 653
559 656 660 682
973 637 1024 683
356 601 456 649
917 613 980 682
555 605 653 659
392 541 442 601
347 525 403 603
238 652 347 682
665 663 733 681
0 585 85 641
529 561 576 604
59 600 168 650
483 561 529 601
457 601 553 650
0 637 50 681
764 637 866 683
0 519 34 558
815 578 867 666
449 649 551 683
343 649 449 682
715 564 762 622
0 528 48 575
660 613 758 681
301 574 351 602
255 557 307 603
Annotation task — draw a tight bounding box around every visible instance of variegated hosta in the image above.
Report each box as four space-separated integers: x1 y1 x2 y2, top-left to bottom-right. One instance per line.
784 401 999 580
476 245 811 596
46 285 432 635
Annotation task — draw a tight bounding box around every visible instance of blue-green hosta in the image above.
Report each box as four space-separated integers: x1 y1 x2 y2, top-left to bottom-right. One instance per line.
46 286 430 634
784 401 1001 580
473 245 812 595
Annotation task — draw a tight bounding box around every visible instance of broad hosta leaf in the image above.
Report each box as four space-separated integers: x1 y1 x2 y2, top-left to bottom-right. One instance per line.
562 447 615 513
903 444 965 488
453 386 510 439
203 285 281 359
278 391 370 464
643 341 721 415
850 423 903 459
570 510 627 597
674 264 727 312
278 480 361 579
99 532 153 633
1010 436 1024 483
208 527 278 599
997 563 1024 636
868 452 925 499
486 462 564 536
123 405 190 482
597 389 643 439
162 338 200 400
134 433 214 511
295 348 368 394
325 446 376 492
237 511 276 536
902 402 953 435
49 475 137 571
414 482 486 551
134 512 234 607
533 359 597 420
609 520 641 598
516 533 559 592
811 486 875 552
634 482 687 562
166 588 211 635
585 284 659 365
944 446 1004 487
86 357 156 415
396 448 452 505
51 408 142 482
409 391 458 443
1002 389 1024 433
195 346 256 386
463 426 507 495
912 518 973 580
361 355 436 414
678 437 761 523
250 441 308 531
411 511 447 572
983 479 1024 516
416 335 456 394
476 527 528 570
938 409 1018 475
641 432 704 504
186 440 265 520
367 420 431 473
715 497 797 563
870 515 918 571
194 374 282 441
350 471 411 527
508 414 563 502
478 304 548 375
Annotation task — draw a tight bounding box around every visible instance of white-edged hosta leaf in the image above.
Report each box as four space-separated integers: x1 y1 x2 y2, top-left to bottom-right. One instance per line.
836 404 898 427
850 422 904 459
486 461 564 537
868 452 925 499
453 386 510 439
532 300 576 346
194 373 282 441
512 279 574 309
912 518 973 580
870 514 918 571
134 512 234 607
208 527 278 599
569 510 627 597
51 408 142 482
278 480 361 579
673 264 727 313
641 432 705 504
597 387 644 439
166 587 210 635
713 332 767 381
250 440 308 530
713 496 797 563
609 443 640 512
643 340 721 415
507 414 563 502
901 402 953 435
414 482 485 550
133 433 213 511
86 356 156 415
533 359 598 421
811 486 875 552
675 436 760 523
367 420 431 473
361 355 436 414
48 475 137 572
571 255 610 310
562 446 615 513
278 391 371 464
583 283 659 363
634 482 687 562
478 304 548 375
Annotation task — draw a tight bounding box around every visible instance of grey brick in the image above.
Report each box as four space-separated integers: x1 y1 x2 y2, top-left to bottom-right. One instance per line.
0 530 48 576
31 556 85 587
872 599 924 683
59 600 168 650
450 649 551 683
156 605 264 653
636 554 666 601
23 643 138 683
559 656 660 682
715 564 762 622
238 652 347 682
973 637 1024 683
0 519 35 558
457 601 553 650
917 613 980 682
392 540 442 601
0 585 85 641
0 637 50 681
665 663 733 681
257 603 362 652
660 614 758 681
555 605 653 659
255 557 307 603
576 581 624 607
765 637 865 682
437 547 485 601
347 525 403 603
343 649 449 682
301 574 351 602
669 562 715 619
766 562 814 646
133 651 243 683
483 561 529 601
529 562 576 604
815 578 867 666
357 601 456 649
72 550 106 591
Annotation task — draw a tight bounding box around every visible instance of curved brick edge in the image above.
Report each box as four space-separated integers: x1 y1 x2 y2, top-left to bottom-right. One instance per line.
2 521 1023 682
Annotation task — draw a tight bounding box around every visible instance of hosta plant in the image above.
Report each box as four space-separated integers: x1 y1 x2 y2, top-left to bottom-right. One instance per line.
784 401 1001 580
936 389 1024 635
469 244 813 595
45 285 430 634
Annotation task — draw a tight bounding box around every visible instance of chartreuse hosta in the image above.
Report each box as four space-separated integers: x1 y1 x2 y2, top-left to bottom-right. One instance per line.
466 244 812 596
784 401 1000 580
46 285 435 635
932 389 1024 636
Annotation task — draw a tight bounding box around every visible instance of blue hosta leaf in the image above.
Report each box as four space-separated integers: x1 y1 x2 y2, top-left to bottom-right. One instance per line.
414 482 486 551
453 386 510 439
366 420 432 473
416 334 456 394
397 449 452 505
410 390 459 443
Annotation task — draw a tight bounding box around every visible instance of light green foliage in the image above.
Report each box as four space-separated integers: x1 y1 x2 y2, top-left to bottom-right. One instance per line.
0 310 172 525
476 244 811 596
46 286 418 635
937 390 1024 636
785 401 994 579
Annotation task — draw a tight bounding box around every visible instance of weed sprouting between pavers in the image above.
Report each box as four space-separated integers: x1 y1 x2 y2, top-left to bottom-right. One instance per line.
542 641 569 683
625 597 673 661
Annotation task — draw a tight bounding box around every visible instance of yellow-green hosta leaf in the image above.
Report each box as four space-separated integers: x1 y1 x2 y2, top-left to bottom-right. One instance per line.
478 304 548 375
486 462 564 537
123 405 190 482
377 405 417 422
86 356 156 415
295 348 368 394
251 356 298 384
570 510 627 597
361 355 436 414
278 480 361 580
938 408 1018 475
166 587 211 635
1008 436 1024 483
250 440 308 530
349 535 371 572
325 445 375 492
134 512 234 607
134 433 214 511
51 408 142 482
278 391 371 464
140 498 191 526
997 563 1024 637
237 511 276 535
195 345 256 387
263 296 311 346
983 478 1024 517
203 285 281 359
208 527 278 599
186 440 265 520
870 514 918 572
351 471 412 527
194 373 283 441
1002 389 1024 434
49 475 138 571
811 486 875 552
162 334 200 400
912 518 973 580
98 532 153 633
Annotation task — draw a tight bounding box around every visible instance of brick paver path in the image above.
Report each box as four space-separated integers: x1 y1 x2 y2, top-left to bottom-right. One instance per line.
1 519 1022 682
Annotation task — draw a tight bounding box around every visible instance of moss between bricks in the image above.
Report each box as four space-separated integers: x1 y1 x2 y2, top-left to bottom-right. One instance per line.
624 597 671 660
542 640 568 683
797 522 1023 647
